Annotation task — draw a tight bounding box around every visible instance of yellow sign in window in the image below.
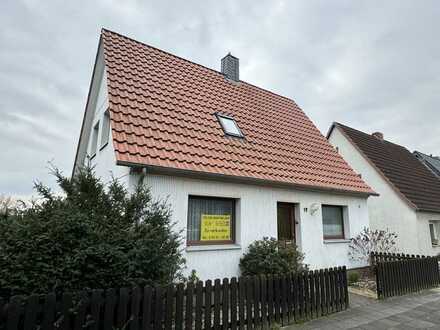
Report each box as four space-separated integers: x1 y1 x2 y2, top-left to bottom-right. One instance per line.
200 214 231 241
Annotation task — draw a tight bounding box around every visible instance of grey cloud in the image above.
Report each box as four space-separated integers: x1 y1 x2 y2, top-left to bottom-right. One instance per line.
1 0 439 196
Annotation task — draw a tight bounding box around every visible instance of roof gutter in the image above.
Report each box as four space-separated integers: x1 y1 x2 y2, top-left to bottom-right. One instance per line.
117 160 378 198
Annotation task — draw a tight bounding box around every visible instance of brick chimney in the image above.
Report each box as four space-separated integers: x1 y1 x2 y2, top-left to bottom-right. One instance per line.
221 53 239 82
372 132 384 140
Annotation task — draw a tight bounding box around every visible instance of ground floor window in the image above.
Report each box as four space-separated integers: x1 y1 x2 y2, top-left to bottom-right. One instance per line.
429 221 440 246
187 196 235 245
322 205 345 240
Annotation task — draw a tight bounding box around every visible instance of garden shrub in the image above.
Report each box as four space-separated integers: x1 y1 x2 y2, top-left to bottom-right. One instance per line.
348 271 360 285
348 227 398 265
239 237 308 276
0 166 185 295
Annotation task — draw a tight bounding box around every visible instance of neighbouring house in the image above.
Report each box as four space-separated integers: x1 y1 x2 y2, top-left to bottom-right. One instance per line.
328 123 440 256
73 29 375 279
414 151 440 178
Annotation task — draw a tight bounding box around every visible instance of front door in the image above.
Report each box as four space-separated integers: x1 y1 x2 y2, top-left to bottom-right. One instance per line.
277 202 296 246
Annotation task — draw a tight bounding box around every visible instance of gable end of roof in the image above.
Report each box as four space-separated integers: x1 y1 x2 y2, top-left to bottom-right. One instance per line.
332 122 440 213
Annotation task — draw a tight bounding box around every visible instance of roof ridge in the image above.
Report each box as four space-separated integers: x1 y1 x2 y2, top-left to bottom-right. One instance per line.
334 122 410 151
101 28 299 105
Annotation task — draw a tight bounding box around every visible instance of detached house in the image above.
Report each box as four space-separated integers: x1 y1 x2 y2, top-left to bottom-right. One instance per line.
328 123 440 256
73 30 375 279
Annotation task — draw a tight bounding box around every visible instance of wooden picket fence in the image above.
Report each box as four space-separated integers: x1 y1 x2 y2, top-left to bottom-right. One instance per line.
0 267 348 330
374 254 440 299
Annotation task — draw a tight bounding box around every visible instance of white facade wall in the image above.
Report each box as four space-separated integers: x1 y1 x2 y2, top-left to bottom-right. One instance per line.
328 126 431 255
132 173 369 280
85 69 130 185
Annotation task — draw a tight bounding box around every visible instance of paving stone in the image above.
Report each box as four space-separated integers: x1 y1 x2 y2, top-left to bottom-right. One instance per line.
406 319 437 328
282 291 440 330
387 313 415 323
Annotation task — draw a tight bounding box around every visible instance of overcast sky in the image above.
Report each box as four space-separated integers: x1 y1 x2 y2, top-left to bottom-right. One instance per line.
1 0 439 197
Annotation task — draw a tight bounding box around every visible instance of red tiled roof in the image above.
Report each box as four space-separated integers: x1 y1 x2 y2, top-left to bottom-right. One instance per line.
332 123 440 212
101 29 374 195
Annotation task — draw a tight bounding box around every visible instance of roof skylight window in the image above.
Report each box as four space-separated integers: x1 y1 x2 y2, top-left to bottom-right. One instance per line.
217 114 244 138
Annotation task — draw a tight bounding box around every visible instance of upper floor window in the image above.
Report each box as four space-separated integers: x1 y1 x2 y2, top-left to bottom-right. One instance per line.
90 121 99 157
217 114 244 138
322 205 345 240
100 111 110 149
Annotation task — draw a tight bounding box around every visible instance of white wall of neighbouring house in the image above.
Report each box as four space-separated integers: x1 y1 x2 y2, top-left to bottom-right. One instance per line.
131 173 370 280
416 211 440 256
328 126 420 254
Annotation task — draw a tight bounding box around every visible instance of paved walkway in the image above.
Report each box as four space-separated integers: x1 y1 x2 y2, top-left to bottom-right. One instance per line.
286 288 440 329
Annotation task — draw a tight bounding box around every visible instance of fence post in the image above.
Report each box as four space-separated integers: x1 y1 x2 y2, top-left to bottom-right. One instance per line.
153 286 163 330
42 293 56 330
266 275 274 326
253 276 260 329
260 275 268 329
342 266 349 309
142 286 153 330
273 274 281 324
130 287 141 330
90 290 104 330
313 270 320 317
6 295 21 330
238 277 245 330
213 279 221 330
175 284 184 330
204 280 212 330
222 278 230 330
245 277 253 330
194 281 203 330
24 295 40 330
292 273 299 321
229 278 238 330
281 275 288 325
286 273 293 323
164 285 174 330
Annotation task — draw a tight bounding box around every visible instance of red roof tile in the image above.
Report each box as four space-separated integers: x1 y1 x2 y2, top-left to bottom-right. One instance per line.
101 29 374 195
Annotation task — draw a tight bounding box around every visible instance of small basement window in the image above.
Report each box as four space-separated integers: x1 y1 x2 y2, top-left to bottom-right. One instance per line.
90 121 99 157
217 114 244 138
100 111 110 149
187 196 236 245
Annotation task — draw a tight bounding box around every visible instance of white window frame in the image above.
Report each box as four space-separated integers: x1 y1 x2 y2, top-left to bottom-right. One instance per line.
216 114 244 138
90 121 100 158
100 111 110 150
429 221 440 246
